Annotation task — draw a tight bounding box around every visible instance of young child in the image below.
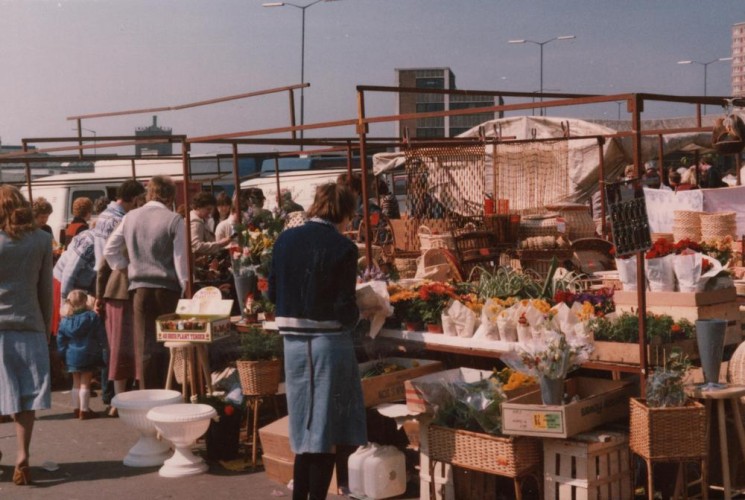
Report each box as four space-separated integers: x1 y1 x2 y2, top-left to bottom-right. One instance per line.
57 290 108 420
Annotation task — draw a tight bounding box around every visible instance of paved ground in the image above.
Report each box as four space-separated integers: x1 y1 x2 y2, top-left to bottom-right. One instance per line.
0 389 350 500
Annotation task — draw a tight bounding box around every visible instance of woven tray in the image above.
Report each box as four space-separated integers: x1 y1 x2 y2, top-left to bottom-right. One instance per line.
236 359 282 396
428 425 541 478
629 398 706 460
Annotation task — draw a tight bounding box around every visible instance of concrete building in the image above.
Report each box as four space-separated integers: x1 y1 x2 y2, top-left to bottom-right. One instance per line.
395 67 501 139
733 22 745 97
135 115 173 156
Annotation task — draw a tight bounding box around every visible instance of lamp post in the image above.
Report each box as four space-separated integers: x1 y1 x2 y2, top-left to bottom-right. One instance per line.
509 35 575 116
72 126 97 156
677 57 733 114
263 0 339 149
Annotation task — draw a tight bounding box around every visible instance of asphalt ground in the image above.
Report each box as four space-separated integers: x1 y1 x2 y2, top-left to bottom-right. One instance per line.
0 388 349 500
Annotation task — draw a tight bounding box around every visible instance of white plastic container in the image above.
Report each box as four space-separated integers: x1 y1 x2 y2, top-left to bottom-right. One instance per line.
348 443 379 497
363 445 406 499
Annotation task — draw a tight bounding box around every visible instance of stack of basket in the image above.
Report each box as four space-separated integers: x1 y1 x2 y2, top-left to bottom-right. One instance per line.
700 211 737 241
672 210 703 242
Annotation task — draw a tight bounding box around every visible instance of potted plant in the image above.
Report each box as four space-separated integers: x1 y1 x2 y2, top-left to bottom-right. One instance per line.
196 395 244 461
416 281 457 333
629 350 706 493
235 326 283 396
243 293 261 323
257 297 276 322
388 284 421 331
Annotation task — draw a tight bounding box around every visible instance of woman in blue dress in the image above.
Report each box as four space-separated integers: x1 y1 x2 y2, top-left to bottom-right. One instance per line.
269 183 366 500
0 185 53 486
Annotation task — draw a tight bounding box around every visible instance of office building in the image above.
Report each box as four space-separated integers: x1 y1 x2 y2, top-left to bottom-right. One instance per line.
733 22 745 97
395 68 500 139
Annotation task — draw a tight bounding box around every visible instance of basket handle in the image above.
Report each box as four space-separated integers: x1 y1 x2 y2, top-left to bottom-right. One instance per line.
418 224 432 236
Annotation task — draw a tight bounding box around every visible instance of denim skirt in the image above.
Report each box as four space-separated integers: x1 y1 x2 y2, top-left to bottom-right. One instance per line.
283 332 367 454
0 331 51 415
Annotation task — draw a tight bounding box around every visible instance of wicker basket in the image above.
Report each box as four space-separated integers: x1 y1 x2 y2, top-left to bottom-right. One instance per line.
672 210 703 242
427 425 541 478
629 398 706 460
519 213 560 239
545 204 596 240
171 344 193 386
418 225 455 253
394 251 420 279
700 211 737 241
236 359 282 396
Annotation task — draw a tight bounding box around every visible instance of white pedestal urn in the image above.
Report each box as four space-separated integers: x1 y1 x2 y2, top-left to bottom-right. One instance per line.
112 389 183 467
147 403 217 478
695 318 727 391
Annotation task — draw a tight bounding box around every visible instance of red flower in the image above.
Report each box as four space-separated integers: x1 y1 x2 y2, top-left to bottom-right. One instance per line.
645 237 675 260
257 277 269 292
701 258 713 274
674 238 702 254
224 405 235 417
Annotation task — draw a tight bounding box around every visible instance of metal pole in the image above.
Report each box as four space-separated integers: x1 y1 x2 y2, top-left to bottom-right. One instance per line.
539 43 544 117
300 6 306 149
703 64 708 114
181 141 194 298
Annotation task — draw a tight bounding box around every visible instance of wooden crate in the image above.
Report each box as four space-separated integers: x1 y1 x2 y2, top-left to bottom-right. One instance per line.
589 339 699 365
613 288 742 346
543 430 632 500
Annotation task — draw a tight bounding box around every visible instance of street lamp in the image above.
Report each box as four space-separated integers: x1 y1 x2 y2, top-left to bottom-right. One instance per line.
509 35 575 116
263 0 340 149
72 126 97 156
677 57 733 114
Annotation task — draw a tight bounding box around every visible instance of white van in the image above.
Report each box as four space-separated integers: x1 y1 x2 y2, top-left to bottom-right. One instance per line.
20 158 226 241
241 168 350 212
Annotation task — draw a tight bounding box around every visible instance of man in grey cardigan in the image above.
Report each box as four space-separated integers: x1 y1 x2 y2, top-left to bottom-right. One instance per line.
104 176 188 389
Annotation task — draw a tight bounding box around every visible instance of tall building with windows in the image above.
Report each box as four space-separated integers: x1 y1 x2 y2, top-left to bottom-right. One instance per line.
733 22 745 97
395 68 501 139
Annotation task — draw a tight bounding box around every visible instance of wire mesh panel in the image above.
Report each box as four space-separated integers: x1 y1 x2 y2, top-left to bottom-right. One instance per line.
494 140 570 215
403 144 487 224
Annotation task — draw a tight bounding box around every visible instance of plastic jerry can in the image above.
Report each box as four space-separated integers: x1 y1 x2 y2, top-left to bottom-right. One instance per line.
362 445 406 499
347 443 379 497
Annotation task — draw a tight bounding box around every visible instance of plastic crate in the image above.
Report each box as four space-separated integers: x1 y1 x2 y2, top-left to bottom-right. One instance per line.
543 430 631 500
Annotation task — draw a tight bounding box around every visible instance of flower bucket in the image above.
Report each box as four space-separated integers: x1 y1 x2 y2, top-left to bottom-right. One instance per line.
234 273 258 312
696 319 726 389
539 375 564 405
426 323 444 334
615 256 637 291
205 408 242 461
645 255 675 292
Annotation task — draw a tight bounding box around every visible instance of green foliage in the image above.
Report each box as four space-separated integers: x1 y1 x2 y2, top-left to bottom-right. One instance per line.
238 327 283 361
431 378 506 436
646 349 692 408
588 312 695 343
474 266 542 300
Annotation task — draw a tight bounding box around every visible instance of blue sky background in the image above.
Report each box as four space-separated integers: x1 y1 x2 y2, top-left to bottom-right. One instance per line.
0 0 742 153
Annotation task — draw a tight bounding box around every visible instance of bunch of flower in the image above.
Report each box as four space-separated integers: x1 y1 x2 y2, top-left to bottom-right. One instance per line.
459 292 483 316
588 312 694 343
415 281 458 325
244 293 260 317
700 236 735 266
553 288 615 319
674 238 703 254
646 349 692 408
230 226 277 277
514 330 593 379
645 237 675 259
388 285 421 323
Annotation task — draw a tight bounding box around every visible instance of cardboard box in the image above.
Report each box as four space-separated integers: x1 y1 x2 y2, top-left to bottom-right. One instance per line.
501 377 636 439
359 357 443 407
259 416 338 493
613 288 742 346
405 367 538 414
258 415 294 462
156 291 233 343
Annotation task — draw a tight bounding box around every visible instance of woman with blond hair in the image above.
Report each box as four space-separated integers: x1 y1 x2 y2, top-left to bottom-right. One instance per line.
0 185 53 486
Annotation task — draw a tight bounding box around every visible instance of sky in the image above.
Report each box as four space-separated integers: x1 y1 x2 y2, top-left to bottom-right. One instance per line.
0 0 742 155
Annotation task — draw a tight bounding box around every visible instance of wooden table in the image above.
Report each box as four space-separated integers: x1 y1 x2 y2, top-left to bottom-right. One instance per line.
686 384 745 499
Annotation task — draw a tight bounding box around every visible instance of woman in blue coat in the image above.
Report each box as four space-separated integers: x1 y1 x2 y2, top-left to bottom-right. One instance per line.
269 183 366 500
